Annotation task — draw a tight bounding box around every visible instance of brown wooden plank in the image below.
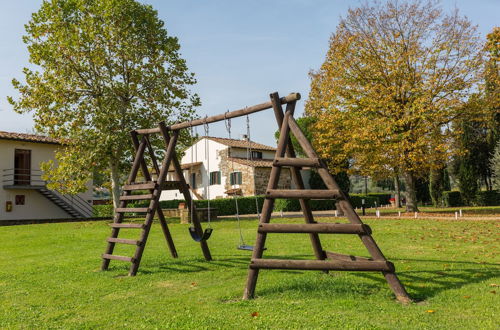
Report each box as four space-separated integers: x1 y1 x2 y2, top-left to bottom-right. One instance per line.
115 208 149 213
119 194 154 201
107 237 141 245
258 223 371 234
243 103 294 300
270 92 326 263
128 128 180 276
160 124 212 262
266 189 341 199
166 93 301 131
249 259 394 272
109 223 144 229
123 182 156 190
135 127 161 134
273 157 320 167
102 254 134 262
162 181 182 190
101 134 147 271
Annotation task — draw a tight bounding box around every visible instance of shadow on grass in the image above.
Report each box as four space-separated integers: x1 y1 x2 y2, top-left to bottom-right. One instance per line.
354 258 499 301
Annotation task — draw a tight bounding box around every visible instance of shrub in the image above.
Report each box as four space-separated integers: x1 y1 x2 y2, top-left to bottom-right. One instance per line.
475 191 500 206
366 193 392 205
93 204 114 217
443 191 463 207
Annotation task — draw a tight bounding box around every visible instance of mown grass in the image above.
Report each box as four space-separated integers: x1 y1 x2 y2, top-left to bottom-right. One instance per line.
0 217 498 329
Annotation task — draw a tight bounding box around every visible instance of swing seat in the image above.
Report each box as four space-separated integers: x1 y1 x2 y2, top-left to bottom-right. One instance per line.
188 227 213 242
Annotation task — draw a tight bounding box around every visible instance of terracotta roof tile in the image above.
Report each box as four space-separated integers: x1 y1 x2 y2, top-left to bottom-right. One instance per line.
205 136 276 151
0 131 60 145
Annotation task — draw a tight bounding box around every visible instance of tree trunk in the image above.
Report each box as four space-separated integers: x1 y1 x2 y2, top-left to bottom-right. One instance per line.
403 172 419 212
393 175 401 208
110 161 121 211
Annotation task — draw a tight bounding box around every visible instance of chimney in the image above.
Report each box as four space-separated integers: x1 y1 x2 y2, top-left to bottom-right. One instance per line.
241 134 249 141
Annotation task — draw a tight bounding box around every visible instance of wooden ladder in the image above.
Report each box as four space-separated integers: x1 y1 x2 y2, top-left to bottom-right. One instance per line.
101 123 211 276
243 93 411 303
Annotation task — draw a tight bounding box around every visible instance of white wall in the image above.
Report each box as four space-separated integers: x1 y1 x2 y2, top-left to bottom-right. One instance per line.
161 138 229 201
229 147 275 160
0 139 93 220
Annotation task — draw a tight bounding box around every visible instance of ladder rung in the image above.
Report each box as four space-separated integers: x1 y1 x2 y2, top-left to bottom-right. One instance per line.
258 223 371 234
135 127 161 134
163 181 182 190
266 189 341 199
102 254 134 262
119 194 154 201
123 182 157 190
249 259 394 272
115 208 150 213
107 237 141 245
109 223 145 229
273 157 320 167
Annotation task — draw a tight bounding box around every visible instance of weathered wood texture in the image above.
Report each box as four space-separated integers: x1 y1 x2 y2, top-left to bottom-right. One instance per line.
258 223 371 235
243 92 411 304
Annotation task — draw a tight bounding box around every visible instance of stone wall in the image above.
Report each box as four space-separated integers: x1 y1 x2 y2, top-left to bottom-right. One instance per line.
254 167 292 195
219 150 256 196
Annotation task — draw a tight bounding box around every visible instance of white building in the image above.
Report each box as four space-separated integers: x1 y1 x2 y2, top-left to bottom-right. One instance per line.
0 131 93 221
160 136 308 201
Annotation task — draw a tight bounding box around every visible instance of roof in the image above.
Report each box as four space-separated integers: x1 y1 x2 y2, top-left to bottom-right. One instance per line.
204 136 276 151
228 157 274 168
0 131 60 145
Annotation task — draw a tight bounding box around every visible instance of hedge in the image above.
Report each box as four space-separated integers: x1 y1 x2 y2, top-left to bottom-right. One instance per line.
366 193 392 205
93 193 385 217
442 190 500 207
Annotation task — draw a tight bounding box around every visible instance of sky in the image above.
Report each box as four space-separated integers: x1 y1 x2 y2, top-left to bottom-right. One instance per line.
0 0 498 146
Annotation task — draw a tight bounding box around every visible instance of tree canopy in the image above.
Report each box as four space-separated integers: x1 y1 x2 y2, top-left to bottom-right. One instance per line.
305 0 484 211
9 0 199 207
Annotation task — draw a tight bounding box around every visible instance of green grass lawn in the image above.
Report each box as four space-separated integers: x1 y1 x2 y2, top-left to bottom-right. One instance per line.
0 217 498 329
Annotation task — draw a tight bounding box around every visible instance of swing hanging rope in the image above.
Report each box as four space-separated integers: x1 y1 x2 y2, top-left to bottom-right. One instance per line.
225 113 247 249
188 117 212 242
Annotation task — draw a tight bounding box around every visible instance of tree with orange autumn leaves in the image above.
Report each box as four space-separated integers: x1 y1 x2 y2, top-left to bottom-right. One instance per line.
306 0 485 211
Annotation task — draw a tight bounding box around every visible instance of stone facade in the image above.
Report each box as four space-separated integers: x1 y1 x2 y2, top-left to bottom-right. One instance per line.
218 149 292 196
219 149 256 195
254 167 292 195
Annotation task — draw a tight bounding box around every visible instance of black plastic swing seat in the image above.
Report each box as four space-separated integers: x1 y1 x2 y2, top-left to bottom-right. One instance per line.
188 227 213 242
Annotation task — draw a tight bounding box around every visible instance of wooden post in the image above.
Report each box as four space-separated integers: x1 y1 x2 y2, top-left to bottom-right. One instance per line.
286 115 411 303
270 92 326 261
243 105 293 300
159 122 212 261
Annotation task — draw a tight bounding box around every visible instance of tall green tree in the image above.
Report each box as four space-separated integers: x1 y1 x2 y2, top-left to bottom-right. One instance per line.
306 0 484 212
8 0 199 208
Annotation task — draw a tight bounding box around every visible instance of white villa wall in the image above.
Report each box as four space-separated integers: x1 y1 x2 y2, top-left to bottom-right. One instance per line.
161 138 229 201
0 139 93 221
229 148 275 160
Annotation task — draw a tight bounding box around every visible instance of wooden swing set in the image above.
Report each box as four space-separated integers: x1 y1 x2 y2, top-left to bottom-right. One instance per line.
101 92 411 303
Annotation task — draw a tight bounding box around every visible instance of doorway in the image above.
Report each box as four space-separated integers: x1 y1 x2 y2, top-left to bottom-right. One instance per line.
14 149 31 185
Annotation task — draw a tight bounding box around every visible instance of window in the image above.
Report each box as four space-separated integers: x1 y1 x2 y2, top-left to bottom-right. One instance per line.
251 151 262 159
190 173 197 189
209 171 221 185
230 172 242 185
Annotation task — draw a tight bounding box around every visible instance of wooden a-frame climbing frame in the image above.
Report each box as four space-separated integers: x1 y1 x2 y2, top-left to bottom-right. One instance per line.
101 123 211 276
242 92 411 303
100 91 411 303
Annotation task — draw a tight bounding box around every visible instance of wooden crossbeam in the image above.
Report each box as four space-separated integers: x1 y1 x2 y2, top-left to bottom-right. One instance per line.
258 223 371 235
